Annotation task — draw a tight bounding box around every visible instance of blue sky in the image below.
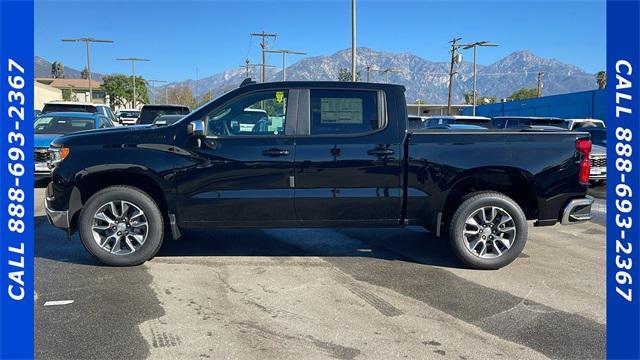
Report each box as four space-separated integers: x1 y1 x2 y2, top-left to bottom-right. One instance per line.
35 0 605 82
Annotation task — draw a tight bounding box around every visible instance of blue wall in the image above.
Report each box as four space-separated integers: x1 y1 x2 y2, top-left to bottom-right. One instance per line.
462 89 606 122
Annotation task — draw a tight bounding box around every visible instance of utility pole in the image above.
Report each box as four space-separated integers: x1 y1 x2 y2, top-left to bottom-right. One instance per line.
240 59 275 79
250 31 278 82
381 67 401 83
447 37 462 115
364 64 377 82
351 0 357 81
116 57 150 108
147 79 167 104
462 41 498 116
536 71 544 97
265 49 306 81
62 37 113 102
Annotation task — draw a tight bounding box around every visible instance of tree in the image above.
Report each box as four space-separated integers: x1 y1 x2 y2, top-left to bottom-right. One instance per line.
338 68 361 82
508 88 538 100
196 91 214 108
463 91 474 105
51 61 64 78
596 71 606 89
61 88 77 101
102 74 150 109
166 85 196 108
463 91 496 105
81 67 90 80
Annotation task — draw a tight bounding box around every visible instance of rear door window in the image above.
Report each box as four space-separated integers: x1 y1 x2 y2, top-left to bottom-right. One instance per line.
309 90 381 135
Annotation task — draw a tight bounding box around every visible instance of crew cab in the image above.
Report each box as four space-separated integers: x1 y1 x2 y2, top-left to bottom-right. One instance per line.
44 81 594 269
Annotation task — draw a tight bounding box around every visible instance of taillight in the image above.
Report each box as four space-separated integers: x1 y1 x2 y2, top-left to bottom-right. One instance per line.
576 138 592 184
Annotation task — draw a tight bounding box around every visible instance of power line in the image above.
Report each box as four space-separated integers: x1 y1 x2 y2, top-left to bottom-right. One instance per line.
250 31 278 82
240 59 275 79
447 37 463 115
61 37 113 102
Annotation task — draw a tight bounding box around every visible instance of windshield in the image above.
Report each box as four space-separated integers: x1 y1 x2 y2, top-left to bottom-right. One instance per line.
500 118 565 128
118 111 140 118
34 116 95 134
42 104 97 114
584 128 607 145
138 106 190 124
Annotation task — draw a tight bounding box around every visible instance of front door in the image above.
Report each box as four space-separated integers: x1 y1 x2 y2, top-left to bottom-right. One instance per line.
174 89 297 226
293 89 403 224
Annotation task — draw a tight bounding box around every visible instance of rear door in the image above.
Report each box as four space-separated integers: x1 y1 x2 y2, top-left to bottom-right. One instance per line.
174 88 298 226
292 88 403 224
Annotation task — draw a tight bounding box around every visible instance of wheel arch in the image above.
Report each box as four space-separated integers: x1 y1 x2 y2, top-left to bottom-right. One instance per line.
69 168 171 231
440 167 540 227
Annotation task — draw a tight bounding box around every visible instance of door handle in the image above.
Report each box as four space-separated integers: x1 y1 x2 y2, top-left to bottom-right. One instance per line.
367 148 394 156
262 148 290 157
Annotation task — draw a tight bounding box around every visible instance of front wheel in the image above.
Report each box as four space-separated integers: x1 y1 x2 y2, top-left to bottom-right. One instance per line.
78 185 164 266
448 192 528 269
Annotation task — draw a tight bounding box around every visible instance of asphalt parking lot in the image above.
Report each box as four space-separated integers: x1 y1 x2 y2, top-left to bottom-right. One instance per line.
35 185 607 360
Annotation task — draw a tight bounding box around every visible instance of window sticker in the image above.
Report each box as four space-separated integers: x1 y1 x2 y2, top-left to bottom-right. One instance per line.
275 91 285 104
320 98 363 124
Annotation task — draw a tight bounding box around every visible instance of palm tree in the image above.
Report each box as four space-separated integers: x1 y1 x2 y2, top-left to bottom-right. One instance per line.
596 71 606 89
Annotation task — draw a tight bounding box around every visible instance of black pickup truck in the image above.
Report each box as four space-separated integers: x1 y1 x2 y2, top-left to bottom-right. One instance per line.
45 81 594 269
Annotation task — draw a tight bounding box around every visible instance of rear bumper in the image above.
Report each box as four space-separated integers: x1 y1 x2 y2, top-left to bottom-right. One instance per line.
561 195 594 225
44 195 70 229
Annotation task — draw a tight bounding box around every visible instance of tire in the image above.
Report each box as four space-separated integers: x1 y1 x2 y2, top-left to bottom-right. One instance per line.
448 192 528 270
78 185 164 266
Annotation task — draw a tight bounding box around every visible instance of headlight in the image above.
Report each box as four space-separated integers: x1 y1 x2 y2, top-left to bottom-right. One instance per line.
47 146 70 168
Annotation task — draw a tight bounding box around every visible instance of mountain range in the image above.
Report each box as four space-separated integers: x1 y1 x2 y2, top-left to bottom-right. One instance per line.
35 48 598 104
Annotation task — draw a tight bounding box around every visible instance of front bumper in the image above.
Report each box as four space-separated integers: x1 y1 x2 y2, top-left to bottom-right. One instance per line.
44 195 70 229
589 166 606 180
561 196 594 225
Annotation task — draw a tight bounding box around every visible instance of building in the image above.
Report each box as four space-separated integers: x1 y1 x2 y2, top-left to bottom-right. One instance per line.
407 103 472 117
34 81 62 110
35 78 107 104
461 89 605 121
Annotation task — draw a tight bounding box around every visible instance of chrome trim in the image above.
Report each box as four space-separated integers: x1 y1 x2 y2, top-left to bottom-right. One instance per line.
561 196 594 225
44 197 70 229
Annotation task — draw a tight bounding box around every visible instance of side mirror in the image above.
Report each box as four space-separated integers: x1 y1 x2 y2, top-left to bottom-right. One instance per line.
187 120 205 137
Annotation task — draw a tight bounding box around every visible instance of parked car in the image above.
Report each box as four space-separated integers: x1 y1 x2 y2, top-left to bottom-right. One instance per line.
424 124 488 130
491 116 566 129
424 115 491 128
564 118 606 130
408 115 428 129
115 109 141 125
34 109 42 118
152 114 185 126
137 104 191 125
42 101 119 125
34 112 114 180
577 127 607 184
45 81 593 269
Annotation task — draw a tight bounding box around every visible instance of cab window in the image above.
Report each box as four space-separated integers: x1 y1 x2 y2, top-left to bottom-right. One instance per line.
204 90 288 137
309 90 380 135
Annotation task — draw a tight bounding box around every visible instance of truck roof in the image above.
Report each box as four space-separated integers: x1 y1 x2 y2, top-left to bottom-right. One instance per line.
239 80 405 92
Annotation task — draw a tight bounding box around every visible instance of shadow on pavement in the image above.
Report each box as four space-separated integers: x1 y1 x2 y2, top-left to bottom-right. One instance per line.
35 213 464 268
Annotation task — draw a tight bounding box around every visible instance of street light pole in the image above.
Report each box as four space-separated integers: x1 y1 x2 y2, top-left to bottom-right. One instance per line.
62 38 113 102
462 41 498 116
351 0 357 81
265 49 307 81
116 57 150 108
147 79 167 104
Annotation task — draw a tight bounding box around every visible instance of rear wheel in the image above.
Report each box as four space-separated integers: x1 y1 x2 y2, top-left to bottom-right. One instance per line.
448 192 528 269
78 186 164 266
